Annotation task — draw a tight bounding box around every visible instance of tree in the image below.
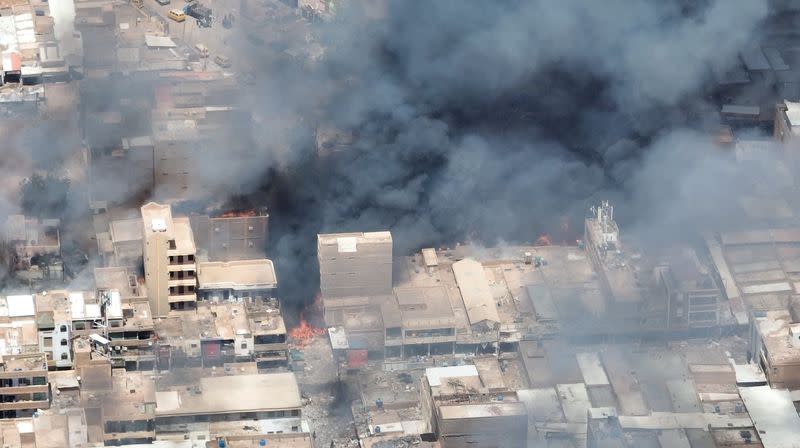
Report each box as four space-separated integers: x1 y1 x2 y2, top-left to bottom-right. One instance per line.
19 172 70 219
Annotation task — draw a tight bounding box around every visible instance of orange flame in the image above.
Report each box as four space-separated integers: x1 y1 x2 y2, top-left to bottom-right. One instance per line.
218 209 257 218
289 315 324 346
288 294 324 346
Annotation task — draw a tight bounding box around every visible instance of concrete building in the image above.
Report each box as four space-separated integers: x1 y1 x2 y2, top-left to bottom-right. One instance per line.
33 292 75 369
106 298 155 371
383 285 457 359
655 248 722 331
583 202 647 332
246 298 288 369
0 353 49 419
5 215 61 275
141 202 197 316
190 210 269 262
750 310 800 389
99 370 156 445
419 363 527 448
197 259 277 302
318 231 393 299
154 301 286 368
154 373 303 436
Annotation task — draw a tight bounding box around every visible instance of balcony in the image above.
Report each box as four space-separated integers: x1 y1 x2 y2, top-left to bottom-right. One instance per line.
167 263 196 272
168 277 197 287
0 399 50 411
167 293 196 303
0 385 49 395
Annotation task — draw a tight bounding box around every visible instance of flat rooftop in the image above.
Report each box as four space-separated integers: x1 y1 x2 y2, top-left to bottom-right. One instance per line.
102 371 156 420
438 401 526 419
739 386 800 448
317 231 392 248
110 218 142 243
394 286 455 329
755 310 800 366
197 259 277 291
155 373 301 417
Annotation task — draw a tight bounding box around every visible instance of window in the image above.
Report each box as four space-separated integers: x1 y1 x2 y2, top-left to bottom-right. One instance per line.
43 337 52 349
60 339 68 346
32 393 47 402
59 325 67 332
168 239 176 250
73 322 86 330
290 409 299 417
32 376 46 385
188 255 194 262
60 353 68 360
240 343 247 349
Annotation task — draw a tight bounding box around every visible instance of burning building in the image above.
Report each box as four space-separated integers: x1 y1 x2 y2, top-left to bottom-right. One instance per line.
189 208 269 262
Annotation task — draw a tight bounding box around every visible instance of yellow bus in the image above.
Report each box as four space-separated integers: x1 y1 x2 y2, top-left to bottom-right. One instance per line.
168 9 185 22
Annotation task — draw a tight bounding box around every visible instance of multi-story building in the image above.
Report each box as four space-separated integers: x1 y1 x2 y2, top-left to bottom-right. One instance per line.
318 231 392 299
190 209 269 262
318 231 392 326
583 201 644 326
34 292 74 369
141 202 197 316
654 248 721 331
247 298 288 369
0 353 49 418
105 295 156 371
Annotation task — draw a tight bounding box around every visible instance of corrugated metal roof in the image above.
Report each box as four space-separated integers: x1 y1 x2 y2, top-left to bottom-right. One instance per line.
452 258 500 325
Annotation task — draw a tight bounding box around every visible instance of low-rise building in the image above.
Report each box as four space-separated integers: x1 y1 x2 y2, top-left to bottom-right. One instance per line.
0 353 49 419
197 259 277 302
155 373 303 437
419 363 527 448
751 310 800 389
100 370 156 445
5 215 61 278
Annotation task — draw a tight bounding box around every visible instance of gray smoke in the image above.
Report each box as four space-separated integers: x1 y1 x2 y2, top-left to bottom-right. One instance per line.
233 0 770 302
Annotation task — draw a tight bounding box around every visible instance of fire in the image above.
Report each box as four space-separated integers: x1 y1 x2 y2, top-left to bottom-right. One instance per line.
218 209 257 218
288 294 324 346
289 315 324 346
535 234 552 246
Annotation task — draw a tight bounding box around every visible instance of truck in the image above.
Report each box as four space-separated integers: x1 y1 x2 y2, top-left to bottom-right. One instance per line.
183 2 212 28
